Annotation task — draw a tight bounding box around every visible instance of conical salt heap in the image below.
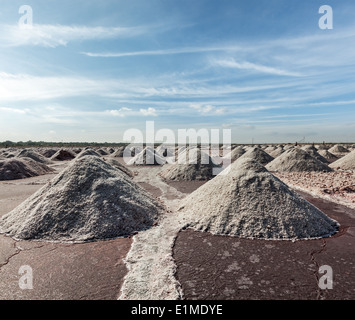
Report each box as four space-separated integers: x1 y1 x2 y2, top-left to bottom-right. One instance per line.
50 149 76 161
17 149 52 164
329 149 355 170
104 157 134 178
268 146 284 159
328 144 349 157
317 150 339 163
0 158 54 181
301 146 329 164
159 147 219 181
238 146 274 165
76 148 101 159
266 147 333 172
178 158 338 240
223 146 245 162
111 146 125 157
0 156 163 242
126 146 165 165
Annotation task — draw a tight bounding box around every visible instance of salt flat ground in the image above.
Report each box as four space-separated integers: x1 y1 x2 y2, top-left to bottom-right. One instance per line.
0 158 354 300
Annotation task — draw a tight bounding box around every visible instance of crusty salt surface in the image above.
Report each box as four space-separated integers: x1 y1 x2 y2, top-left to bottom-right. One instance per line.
223 145 246 162
104 157 134 178
0 156 163 242
328 144 350 154
126 146 165 165
76 148 101 159
17 149 52 164
178 158 338 240
0 158 54 181
329 149 355 170
159 148 219 181
238 147 274 165
50 149 76 161
266 147 333 172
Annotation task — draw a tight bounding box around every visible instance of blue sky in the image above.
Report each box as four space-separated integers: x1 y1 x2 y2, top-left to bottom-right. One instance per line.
0 0 355 143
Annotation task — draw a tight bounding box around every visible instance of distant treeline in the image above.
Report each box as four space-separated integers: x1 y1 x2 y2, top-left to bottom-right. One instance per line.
1 140 354 149
0 140 129 148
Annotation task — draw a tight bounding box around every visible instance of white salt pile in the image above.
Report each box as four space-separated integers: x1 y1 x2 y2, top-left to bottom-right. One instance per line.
159 148 219 181
0 156 163 242
50 149 76 161
329 150 355 170
104 157 134 178
40 148 58 158
17 149 52 164
155 145 175 158
238 146 274 165
328 144 350 155
127 146 165 165
96 148 108 156
223 146 245 162
0 158 54 181
318 150 339 163
268 146 284 159
76 148 101 159
178 158 339 240
301 147 329 164
265 147 333 172
111 146 125 157
317 144 330 151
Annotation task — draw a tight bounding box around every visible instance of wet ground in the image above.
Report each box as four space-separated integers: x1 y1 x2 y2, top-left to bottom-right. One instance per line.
173 191 355 300
0 159 354 300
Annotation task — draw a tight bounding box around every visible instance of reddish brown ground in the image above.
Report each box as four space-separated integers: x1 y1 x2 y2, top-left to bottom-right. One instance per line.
173 190 355 300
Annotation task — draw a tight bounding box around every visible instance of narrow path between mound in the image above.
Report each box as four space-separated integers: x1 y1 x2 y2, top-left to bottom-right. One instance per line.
119 166 188 299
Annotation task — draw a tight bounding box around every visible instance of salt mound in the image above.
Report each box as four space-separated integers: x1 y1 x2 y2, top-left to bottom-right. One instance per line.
318 150 339 163
104 158 134 178
301 147 329 164
329 150 355 170
76 148 101 159
17 149 52 164
0 156 163 242
127 146 165 165
223 146 245 162
178 158 338 240
328 144 349 154
111 146 125 157
41 148 58 158
301 145 317 151
317 144 329 151
0 158 54 181
160 148 219 181
96 148 108 156
238 147 274 165
268 146 284 159
51 149 76 161
266 148 333 172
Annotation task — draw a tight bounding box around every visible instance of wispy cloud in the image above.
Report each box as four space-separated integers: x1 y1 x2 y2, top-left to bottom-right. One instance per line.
212 58 302 77
140 107 158 116
106 107 132 117
81 45 244 57
190 104 226 115
0 24 149 47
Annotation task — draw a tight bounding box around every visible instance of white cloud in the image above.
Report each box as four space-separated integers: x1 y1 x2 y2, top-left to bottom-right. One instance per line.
139 107 157 116
190 104 226 115
213 58 301 77
106 107 132 117
0 24 148 48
